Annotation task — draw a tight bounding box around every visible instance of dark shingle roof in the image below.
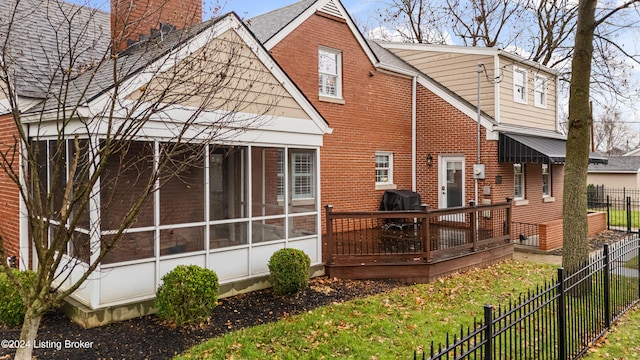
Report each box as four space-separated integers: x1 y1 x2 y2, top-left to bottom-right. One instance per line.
589 156 640 173
61 19 219 110
0 0 110 99
246 0 316 44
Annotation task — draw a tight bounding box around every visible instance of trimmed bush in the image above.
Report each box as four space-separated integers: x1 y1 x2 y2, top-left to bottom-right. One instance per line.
155 265 219 326
0 269 36 327
268 248 311 296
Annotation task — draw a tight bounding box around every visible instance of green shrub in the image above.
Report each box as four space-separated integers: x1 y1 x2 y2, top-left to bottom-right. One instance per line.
155 265 219 326
0 269 36 327
268 248 311 296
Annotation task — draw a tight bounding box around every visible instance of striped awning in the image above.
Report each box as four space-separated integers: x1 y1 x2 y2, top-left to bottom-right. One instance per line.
498 133 608 165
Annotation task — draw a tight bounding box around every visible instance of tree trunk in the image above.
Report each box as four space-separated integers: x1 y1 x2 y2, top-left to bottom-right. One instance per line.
14 311 42 360
563 0 598 274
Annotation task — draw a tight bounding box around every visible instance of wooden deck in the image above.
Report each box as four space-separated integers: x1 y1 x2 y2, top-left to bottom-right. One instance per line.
323 199 514 283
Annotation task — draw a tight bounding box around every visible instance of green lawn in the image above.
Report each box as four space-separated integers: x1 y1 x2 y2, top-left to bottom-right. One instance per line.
605 209 640 228
582 306 640 359
625 256 638 269
175 261 557 359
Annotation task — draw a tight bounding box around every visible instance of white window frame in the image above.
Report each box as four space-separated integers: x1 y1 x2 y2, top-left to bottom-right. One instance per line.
513 67 528 104
514 163 525 200
534 75 547 108
375 152 393 186
318 47 342 99
291 151 315 200
542 163 551 197
277 149 316 201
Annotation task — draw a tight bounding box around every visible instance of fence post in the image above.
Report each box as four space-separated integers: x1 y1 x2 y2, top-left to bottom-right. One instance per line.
483 304 493 360
627 197 633 233
604 244 611 329
470 200 477 251
325 205 334 264
607 195 611 231
557 268 567 360
637 235 640 301
421 204 431 262
505 197 513 238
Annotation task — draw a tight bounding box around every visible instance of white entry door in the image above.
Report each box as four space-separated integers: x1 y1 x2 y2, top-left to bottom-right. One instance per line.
439 156 465 220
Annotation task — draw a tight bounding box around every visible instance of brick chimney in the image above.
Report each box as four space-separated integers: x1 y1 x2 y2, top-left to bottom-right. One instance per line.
111 0 202 52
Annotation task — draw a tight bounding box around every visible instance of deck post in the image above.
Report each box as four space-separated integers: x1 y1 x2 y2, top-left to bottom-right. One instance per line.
470 200 477 251
421 204 430 262
505 197 513 240
325 205 334 264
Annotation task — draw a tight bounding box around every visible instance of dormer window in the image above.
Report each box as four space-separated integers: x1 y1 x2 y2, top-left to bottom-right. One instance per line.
513 67 527 104
318 47 342 100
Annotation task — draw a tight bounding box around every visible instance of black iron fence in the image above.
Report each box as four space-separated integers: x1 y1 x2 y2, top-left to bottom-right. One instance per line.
512 221 540 247
588 185 640 232
415 233 640 360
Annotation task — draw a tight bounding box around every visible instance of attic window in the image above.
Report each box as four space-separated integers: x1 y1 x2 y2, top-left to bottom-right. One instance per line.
318 47 342 99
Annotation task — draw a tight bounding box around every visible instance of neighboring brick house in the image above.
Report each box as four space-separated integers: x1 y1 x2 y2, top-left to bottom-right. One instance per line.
248 0 606 241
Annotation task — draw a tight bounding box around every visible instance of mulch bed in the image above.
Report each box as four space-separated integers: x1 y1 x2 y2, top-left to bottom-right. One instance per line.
1 230 635 359
0 277 405 359
549 229 634 256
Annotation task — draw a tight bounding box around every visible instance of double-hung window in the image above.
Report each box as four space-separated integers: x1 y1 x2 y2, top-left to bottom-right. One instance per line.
318 47 342 98
513 68 527 104
514 163 524 200
375 152 393 185
277 149 315 200
542 163 551 197
534 75 547 108
291 152 314 199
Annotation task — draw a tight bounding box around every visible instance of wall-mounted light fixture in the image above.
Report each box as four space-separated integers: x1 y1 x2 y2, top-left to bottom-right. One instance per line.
427 154 433 166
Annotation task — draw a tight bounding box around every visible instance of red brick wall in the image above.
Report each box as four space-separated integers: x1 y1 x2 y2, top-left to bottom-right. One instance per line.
111 0 202 52
269 12 413 215
0 114 21 266
538 212 607 251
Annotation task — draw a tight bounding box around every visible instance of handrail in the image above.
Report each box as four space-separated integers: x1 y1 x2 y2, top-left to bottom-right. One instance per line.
324 198 513 264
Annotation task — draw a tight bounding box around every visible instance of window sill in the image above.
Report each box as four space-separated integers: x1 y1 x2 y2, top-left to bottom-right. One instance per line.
514 98 528 105
375 183 397 191
514 199 529 206
277 198 316 206
543 196 555 203
319 95 345 105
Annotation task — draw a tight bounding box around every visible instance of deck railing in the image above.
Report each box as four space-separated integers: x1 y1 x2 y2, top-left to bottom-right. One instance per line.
324 198 513 264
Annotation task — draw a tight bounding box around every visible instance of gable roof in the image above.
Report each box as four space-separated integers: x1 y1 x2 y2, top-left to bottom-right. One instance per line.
0 0 110 99
247 0 498 132
247 0 379 66
589 156 640 173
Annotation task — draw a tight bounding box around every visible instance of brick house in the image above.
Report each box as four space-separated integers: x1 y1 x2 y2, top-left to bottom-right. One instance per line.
0 0 608 324
248 0 607 241
0 0 329 323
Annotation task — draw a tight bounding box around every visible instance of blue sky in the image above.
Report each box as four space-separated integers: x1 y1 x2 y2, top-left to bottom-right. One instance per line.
209 0 374 19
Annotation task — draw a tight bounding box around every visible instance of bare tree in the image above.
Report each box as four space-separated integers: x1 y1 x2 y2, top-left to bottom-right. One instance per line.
371 0 640 118
445 0 528 47
0 0 284 358
373 0 450 43
593 107 634 155
563 0 640 273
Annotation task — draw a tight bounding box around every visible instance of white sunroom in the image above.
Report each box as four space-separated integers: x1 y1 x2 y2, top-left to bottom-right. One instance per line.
22 14 330 311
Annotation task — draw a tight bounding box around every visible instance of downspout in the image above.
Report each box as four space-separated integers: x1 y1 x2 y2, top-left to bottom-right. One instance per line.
412 75 417 193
